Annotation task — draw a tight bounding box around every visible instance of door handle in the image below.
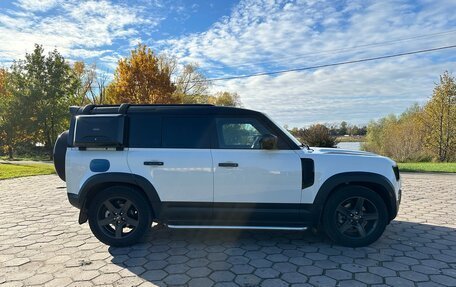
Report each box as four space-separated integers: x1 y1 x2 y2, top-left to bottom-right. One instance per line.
218 162 238 167
144 161 164 166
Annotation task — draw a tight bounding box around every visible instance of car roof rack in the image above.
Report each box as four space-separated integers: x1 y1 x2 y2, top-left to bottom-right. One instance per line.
70 103 216 115
131 104 215 107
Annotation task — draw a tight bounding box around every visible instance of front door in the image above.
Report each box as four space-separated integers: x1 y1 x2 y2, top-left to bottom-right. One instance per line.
211 117 303 226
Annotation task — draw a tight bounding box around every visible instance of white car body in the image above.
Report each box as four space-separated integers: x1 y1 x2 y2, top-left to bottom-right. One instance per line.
66 147 401 206
56 104 401 247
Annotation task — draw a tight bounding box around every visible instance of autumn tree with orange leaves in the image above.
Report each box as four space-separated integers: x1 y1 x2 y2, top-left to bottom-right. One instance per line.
105 44 241 107
0 68 17 159
106 44 178 104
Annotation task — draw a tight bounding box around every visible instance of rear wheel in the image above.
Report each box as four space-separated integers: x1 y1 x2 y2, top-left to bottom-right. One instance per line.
322 186 388 247
88 186 151 246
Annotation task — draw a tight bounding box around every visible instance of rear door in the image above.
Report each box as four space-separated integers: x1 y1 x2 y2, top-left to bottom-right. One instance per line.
127 114 214 224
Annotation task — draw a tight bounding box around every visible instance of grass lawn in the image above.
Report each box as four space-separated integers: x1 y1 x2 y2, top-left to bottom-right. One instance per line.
0 163 55 180
0 155 51 162
398 162 456 173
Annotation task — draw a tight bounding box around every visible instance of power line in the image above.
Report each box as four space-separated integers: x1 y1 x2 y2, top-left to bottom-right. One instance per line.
202 44 456 82
87 43 456 89
221 29 456 68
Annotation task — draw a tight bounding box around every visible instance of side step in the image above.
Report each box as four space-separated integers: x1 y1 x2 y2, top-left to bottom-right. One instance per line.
167 225 308 231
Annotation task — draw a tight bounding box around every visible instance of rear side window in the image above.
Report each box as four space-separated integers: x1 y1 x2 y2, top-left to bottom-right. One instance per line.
128 114 162 148
162 117 211 148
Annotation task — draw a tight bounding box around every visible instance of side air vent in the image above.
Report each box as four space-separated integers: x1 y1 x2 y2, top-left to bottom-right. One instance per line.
301 158 315 189
393 165 400 181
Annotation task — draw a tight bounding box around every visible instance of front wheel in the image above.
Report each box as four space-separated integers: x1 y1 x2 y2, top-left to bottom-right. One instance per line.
322 186 388 247
88 186 151 246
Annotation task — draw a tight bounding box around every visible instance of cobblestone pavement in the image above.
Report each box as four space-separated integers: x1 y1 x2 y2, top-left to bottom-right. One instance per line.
0 173 455 287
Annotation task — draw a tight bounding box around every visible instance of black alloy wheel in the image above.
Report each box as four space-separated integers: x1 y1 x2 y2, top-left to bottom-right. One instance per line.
323 185 388 247
88 186 150 246
335 196 379 239
97 197 139 239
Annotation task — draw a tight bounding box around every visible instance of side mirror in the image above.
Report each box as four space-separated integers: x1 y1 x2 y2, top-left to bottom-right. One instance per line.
260 134 278 150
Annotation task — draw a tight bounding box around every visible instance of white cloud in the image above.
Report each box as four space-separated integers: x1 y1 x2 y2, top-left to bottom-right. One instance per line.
15 0 59 12
213 56 453 126
2 0 455 126
99 54 123 70
67 49 112 59
158 0 456 126
0 0 161 68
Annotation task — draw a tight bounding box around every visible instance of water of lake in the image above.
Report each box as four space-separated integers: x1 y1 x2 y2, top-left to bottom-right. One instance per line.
336 141 362 151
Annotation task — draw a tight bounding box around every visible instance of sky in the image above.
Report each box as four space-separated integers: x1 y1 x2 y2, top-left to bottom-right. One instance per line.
0 0 455 127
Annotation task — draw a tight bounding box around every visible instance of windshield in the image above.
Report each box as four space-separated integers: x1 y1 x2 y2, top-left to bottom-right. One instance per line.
264 113 303 147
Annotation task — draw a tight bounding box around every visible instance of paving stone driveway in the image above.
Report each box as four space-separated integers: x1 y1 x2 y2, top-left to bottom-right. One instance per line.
0 173 455 287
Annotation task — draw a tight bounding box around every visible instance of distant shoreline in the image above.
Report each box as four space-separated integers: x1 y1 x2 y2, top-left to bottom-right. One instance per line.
336 136 366 142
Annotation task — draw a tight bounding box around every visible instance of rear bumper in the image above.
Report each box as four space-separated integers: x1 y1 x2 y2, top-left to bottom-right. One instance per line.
67 193 81 209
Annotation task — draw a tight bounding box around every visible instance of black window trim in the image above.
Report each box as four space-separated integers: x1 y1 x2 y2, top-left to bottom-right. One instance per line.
125 112 299 150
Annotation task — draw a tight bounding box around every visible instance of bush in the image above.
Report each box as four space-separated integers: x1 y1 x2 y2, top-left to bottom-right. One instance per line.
292 124 339 147
362 105 432 162
363 72 455 162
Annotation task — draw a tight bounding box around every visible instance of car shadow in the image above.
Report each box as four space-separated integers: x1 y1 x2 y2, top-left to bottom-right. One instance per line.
108 221 456 286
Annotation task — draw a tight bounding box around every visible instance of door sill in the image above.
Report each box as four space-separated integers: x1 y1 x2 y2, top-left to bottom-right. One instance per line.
167 224 308 231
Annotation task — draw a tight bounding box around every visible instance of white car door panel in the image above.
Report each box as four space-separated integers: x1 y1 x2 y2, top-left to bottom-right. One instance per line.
126 114 214 203
128 148 213 202
212 149 302 203
212 117 302 204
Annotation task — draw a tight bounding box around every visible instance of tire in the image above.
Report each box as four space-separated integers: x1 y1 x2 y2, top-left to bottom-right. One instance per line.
53 130 68 181
322 185 388 247
88 186 151 247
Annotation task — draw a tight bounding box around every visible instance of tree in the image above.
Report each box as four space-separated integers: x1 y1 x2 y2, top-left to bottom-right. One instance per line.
8 44 77 159
173 63 210 103
422 71 456 162
0 68 23 159
72 61 95 106
291 124 339 147
362 105 430 162
208 91 242 107
339 121 348 135
105 44 241 106
72 62 110 105
106 44 177 104
350 125 359 136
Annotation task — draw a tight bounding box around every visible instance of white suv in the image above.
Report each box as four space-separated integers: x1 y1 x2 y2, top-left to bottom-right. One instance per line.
53 104 401 247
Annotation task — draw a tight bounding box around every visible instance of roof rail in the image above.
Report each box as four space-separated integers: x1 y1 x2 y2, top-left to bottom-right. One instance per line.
131 104 215 107
81 104 95 114
69 106 80 115
70 103 215 115
118 103 130 114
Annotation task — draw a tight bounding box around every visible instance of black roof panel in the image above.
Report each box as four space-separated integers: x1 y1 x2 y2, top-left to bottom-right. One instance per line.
71 104 261 116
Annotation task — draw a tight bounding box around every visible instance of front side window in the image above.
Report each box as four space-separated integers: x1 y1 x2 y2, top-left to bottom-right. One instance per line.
162 117 211 148
216 118 271 149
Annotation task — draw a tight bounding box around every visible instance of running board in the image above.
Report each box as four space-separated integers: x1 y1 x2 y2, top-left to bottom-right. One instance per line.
167 225 308 231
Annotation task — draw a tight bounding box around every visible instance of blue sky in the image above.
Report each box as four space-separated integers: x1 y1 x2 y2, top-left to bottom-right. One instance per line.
0 0 455 127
